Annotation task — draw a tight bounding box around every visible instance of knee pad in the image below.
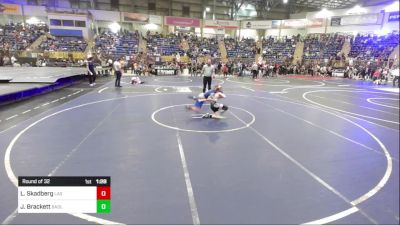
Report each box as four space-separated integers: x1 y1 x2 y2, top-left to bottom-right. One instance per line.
222 105 228 111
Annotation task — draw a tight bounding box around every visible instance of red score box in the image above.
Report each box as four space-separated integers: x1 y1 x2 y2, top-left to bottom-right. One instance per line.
97 186 111 200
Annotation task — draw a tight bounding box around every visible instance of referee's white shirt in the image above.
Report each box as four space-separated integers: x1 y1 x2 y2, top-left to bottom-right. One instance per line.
113 61 121 72
202 64 214 77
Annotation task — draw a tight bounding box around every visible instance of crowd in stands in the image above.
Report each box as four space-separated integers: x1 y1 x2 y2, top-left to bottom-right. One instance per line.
146 32 184 56
0 23 47 52
1 24 399 83
95 30 139 60
39 36 87 52
262 36 297 64
225 37 257 58
349 32 399 60
185 34 220 59
303 33 346 61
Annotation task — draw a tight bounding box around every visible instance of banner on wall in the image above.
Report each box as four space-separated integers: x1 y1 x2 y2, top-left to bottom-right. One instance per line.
241 20 272 29
123 12 149 23
271 20 281 28
47 7 87 15
204 19 239 28
89 10 120 22
281 19 307 29
165 16 200 27
340 13 381 25
149 15 162 25
216 28 225 35
0 3 21 15
306 18 324 28
331 17 341 26
388 11 399 22
23 5 46 17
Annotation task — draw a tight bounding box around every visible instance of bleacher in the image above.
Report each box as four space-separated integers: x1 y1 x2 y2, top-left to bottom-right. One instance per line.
262 36 297 64
349 32 400 60
225 38 256 58
39 36 87 52
0 23 47 52
147 33 184 56
95 31 139 59
303 33 345 61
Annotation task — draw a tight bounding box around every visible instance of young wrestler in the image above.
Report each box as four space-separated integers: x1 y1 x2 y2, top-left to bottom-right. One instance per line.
186 84 223 113
203 91 228 119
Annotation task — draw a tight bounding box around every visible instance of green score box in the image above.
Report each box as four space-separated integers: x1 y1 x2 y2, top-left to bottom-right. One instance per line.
97 200 111 213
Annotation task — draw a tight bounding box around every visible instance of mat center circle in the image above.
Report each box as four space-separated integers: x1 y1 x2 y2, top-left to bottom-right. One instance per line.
151 104 255 133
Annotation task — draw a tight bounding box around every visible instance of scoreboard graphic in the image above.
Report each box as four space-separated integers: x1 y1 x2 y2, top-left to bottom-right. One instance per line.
18 176 111 213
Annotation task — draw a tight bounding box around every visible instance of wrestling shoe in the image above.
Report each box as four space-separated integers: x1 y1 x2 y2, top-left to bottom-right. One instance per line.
202 113 211 119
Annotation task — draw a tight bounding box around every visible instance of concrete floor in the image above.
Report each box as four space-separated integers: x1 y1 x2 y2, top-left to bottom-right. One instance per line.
0 74 398 224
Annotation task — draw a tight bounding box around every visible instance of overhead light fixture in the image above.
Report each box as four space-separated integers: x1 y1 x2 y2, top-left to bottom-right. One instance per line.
346 5 367 15
205 7 210 12
384 1 399 12
144 23 158 30
283 0 288 4
374 28 391 36
108 22 121 33
26 17 40 25
315 8 333 18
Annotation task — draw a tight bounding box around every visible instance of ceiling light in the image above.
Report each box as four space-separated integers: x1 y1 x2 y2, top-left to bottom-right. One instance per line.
108 22 121 33
144 23 158 30
347 5 367 15
385 1 399 12
26 17 40 25
315 8 333 18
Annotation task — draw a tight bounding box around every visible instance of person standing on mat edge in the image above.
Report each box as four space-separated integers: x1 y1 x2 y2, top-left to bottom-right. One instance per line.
202 59 215 93
87 56 96 87
114 58 122 87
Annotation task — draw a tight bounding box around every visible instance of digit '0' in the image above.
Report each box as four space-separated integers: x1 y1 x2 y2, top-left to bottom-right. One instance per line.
101 191 106 196
101 204 106 210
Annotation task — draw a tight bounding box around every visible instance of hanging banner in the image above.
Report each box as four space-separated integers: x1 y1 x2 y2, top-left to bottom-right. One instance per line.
306 18 324 28
0 3 21 15
123 12 149 23
331 17 341 26
271 20 281 28
23 5 46 17
216 28 225 35
241 20 272 29
281 19 307 29
340 13 381 25
149 15 162 25
47 8 87 15
204 19 239 28
165 16 200 27
388 11 399 22
89 10 120 21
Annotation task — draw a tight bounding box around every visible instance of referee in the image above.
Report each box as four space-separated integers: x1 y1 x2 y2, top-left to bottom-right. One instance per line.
202 59 215 93
113 58 122 87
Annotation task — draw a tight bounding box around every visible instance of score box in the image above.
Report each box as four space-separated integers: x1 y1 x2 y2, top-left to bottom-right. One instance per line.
18 176 111 213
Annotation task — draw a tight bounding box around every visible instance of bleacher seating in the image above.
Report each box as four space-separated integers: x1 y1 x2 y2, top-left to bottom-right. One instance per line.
39 36 87 52
225 38 256 58
184 34 219 59
262 36 297 64
303 33 345 61
349 32 399 60
95 31 139 59
147 33 184 56
0 23 47 52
